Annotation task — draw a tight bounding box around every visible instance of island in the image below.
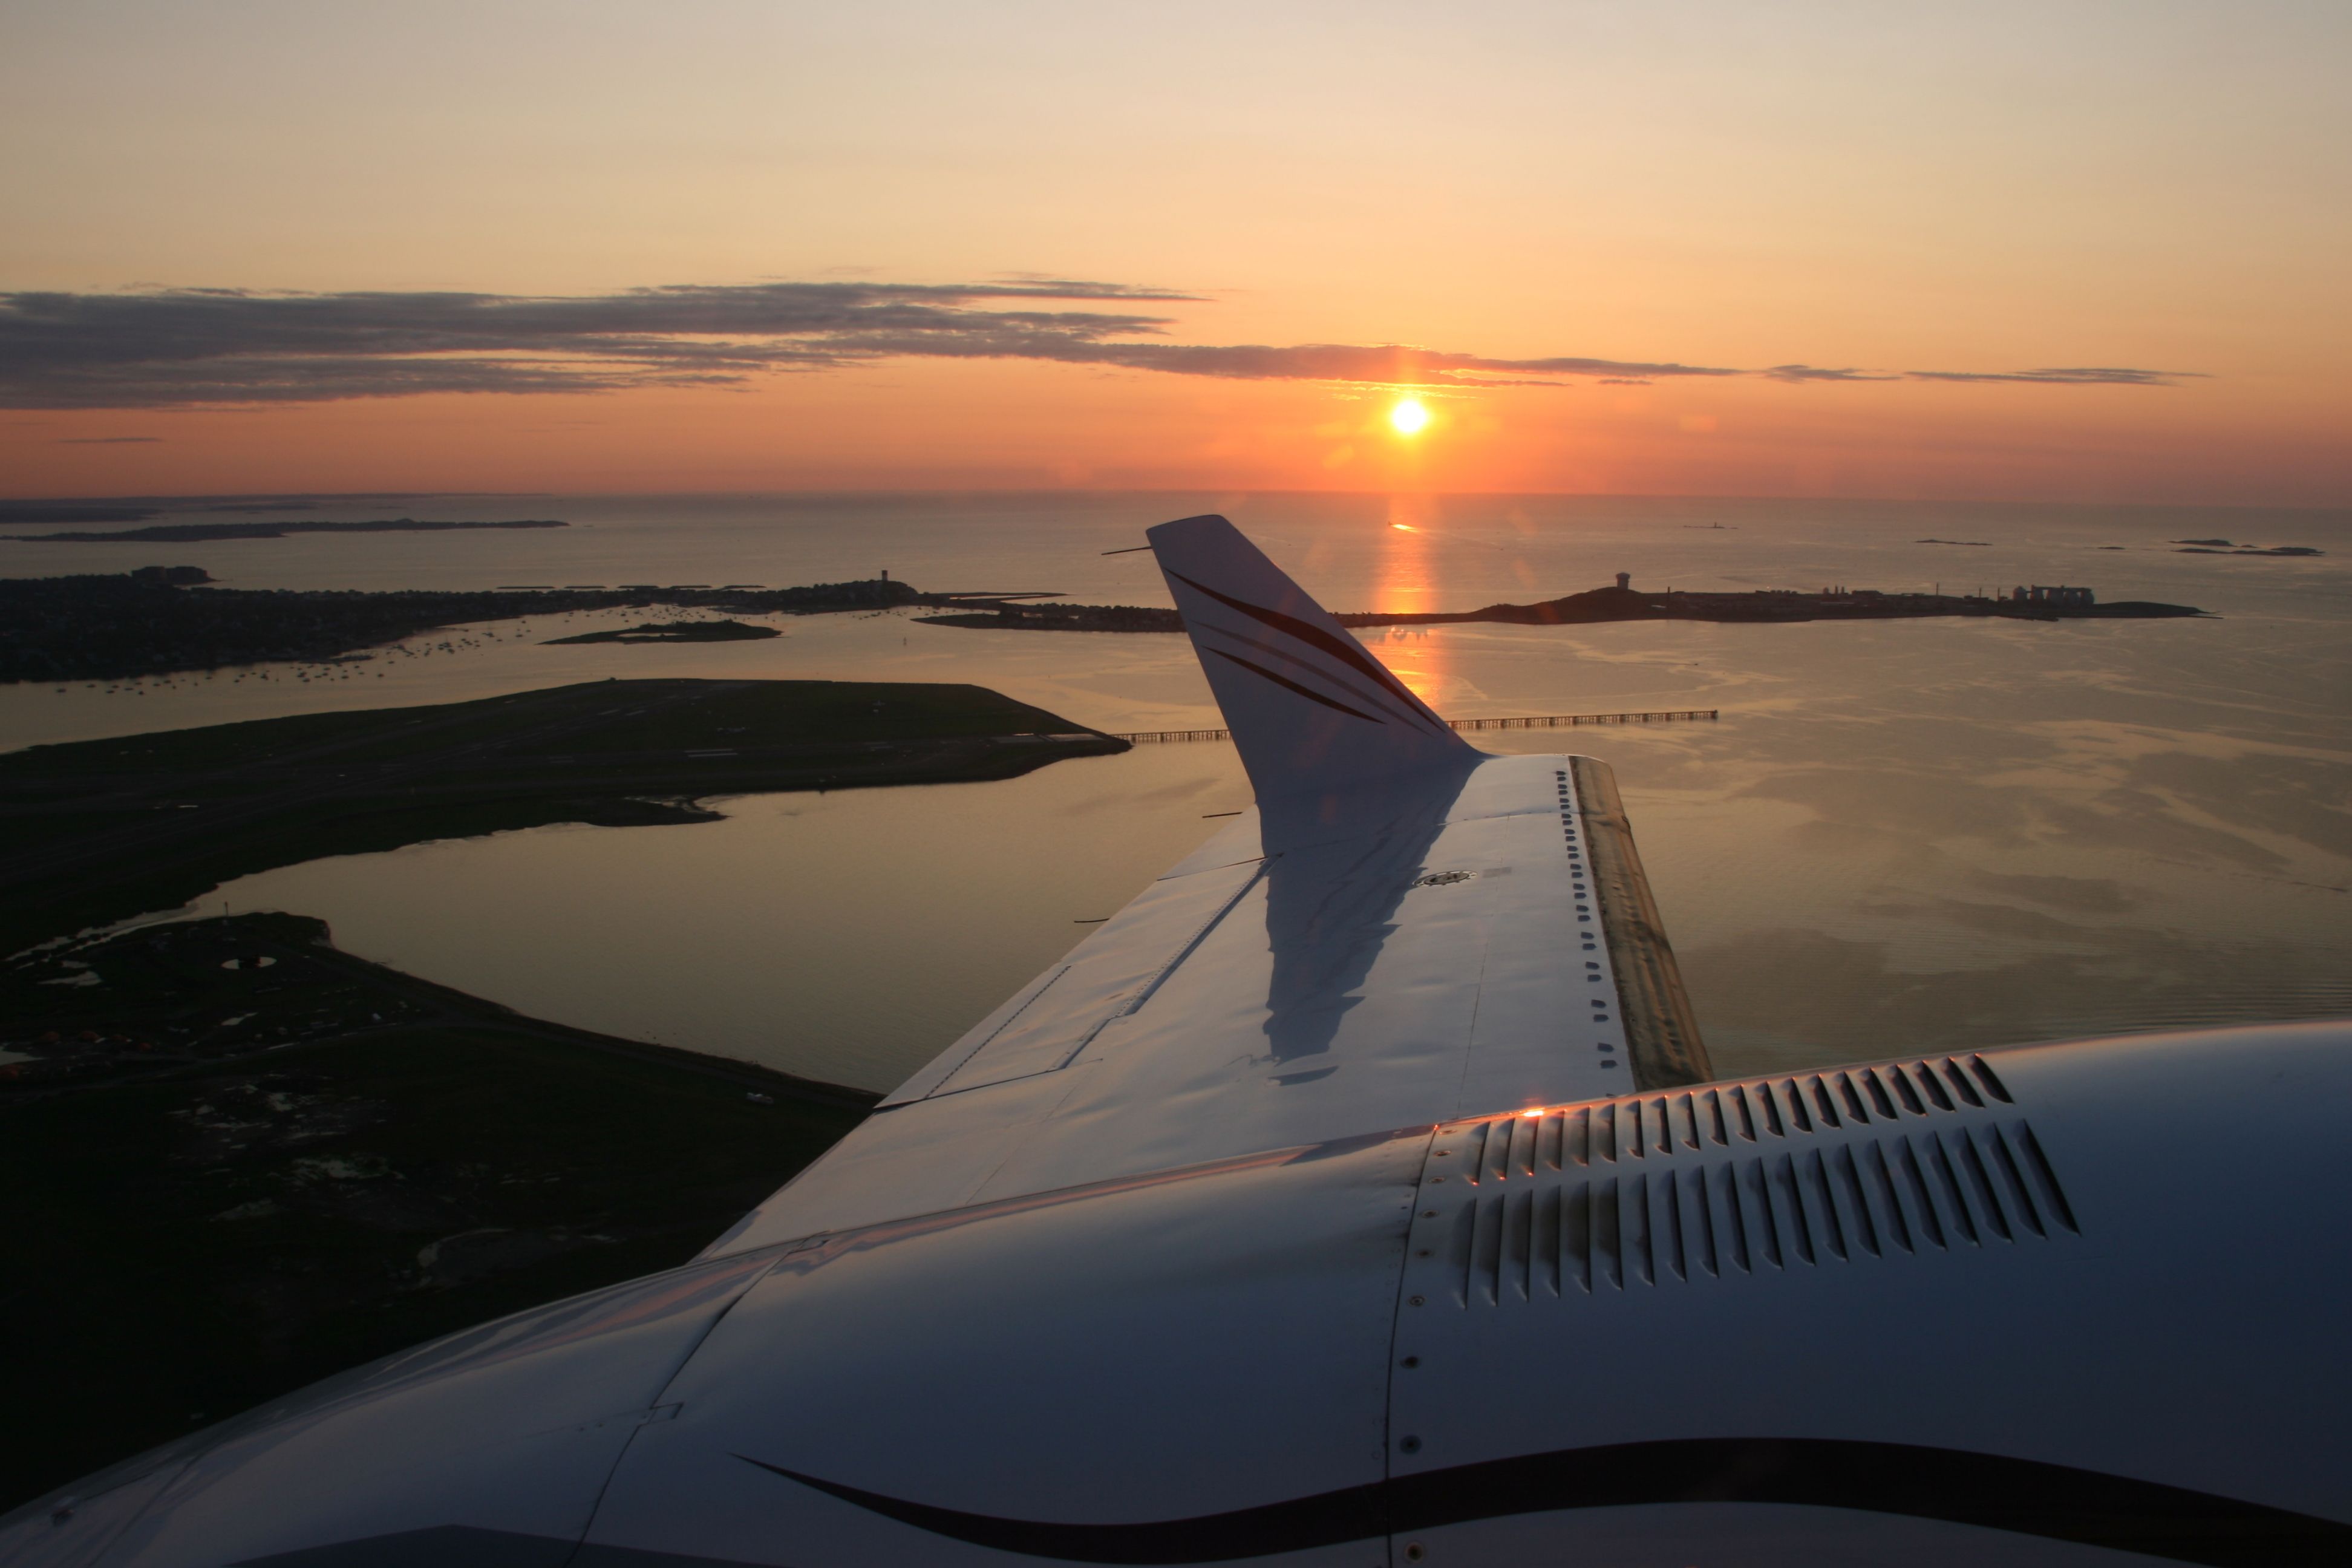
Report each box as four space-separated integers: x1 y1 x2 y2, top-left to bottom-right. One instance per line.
543 618 781 644
918 573 2204 633
2170 538 2322 557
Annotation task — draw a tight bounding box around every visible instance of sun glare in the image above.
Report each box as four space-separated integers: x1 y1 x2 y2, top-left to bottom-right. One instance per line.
1389 398 1429 436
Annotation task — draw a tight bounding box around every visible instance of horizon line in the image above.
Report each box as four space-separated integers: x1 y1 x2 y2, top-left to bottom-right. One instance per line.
2 486 2347 517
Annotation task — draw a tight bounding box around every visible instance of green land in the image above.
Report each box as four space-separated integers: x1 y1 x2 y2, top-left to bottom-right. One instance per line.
0 676 1126 957
0 678 1121 1507
0 913 875 1505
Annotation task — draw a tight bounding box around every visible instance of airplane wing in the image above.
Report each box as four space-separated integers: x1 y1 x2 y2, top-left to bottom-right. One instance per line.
701 513 1714 1253
22 516 2349 1568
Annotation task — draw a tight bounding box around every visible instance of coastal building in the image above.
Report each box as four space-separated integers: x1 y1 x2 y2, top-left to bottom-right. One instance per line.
2012 584 2095 607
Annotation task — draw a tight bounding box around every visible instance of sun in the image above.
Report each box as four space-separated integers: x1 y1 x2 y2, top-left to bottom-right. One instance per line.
1388 398 1429 436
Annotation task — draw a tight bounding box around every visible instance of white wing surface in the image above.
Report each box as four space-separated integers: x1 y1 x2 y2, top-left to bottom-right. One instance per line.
706 515 1699 1254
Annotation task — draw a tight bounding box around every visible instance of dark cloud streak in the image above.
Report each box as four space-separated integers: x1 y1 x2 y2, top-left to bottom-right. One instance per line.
0 279 2199 409
1762 364 1903 383
1903 367 2203 387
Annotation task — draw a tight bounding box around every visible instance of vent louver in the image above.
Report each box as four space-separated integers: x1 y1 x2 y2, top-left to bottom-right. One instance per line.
1418 1056 2074 1307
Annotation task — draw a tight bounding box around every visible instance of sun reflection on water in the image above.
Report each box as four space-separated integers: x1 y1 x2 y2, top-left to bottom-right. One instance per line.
1373 497 1449 706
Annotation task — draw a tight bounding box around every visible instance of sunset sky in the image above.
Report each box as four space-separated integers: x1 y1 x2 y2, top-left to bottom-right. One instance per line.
3 1 2346 503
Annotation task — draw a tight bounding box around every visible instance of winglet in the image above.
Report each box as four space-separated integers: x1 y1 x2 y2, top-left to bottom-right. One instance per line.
1148 514 1475 801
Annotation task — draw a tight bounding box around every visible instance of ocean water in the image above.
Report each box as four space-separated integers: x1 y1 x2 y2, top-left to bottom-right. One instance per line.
5 492 2348 1091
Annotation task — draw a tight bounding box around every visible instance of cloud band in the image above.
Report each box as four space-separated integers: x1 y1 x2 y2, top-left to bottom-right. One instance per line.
0 279 2196 409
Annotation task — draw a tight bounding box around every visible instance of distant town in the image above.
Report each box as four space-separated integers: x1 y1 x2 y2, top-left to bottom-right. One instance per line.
0 560 2210 684
920 572 2204 635
1344 572 2204 627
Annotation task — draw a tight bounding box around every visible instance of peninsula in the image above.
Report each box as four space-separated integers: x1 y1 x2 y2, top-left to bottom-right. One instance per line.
0 570 973 681
0 677 1124 955
0 676 1125 1506
918 574 2203 633
544 619 780 644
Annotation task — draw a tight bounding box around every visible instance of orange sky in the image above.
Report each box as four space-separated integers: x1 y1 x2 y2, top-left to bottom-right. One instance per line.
3 2 2347 505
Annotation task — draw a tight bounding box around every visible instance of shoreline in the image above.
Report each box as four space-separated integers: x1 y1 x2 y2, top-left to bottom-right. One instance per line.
918 581 2204 634
0 676 1127 957
2 570 951 683
2 910 881 1108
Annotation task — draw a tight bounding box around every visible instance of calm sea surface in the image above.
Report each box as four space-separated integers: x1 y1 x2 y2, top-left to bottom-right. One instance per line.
5 492 2347 1091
